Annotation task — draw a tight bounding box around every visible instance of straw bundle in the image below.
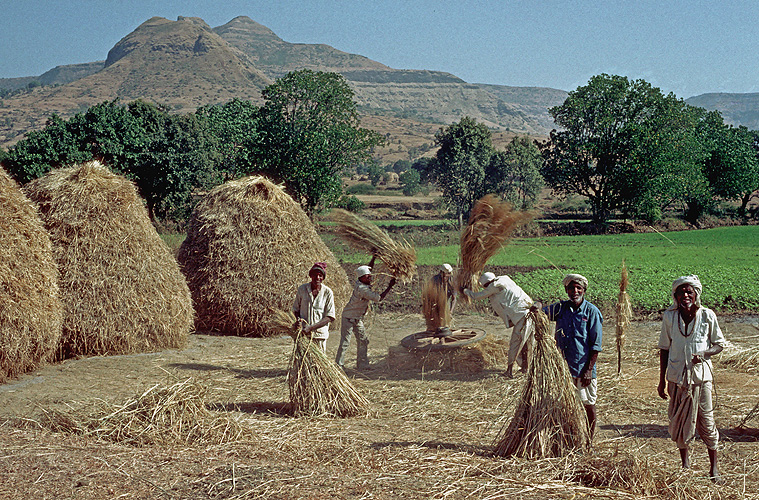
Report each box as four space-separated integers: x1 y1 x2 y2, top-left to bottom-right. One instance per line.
329 209 417 282
43 377 250 445
268 309 369 417
615 261 632 375
0 168 63 382
493 309 590 458
23 161 192 359
178 176 351 336
457 195 533 300
421 276 452 332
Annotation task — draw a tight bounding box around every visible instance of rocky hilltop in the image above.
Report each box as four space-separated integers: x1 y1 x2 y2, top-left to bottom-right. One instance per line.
2 15 566 150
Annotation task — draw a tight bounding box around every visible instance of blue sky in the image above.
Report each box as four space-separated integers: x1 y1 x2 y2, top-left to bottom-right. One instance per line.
2 0 758 99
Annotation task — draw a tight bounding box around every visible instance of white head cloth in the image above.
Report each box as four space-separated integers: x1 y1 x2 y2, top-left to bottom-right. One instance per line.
669 274 702 310
563 273 588 290
440 263 453 274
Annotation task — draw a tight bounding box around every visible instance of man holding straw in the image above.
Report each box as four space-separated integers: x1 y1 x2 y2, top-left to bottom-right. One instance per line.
293 262 336 354
540 274 603 440
464 271 534 379
336 261 395 371
658 275 725 483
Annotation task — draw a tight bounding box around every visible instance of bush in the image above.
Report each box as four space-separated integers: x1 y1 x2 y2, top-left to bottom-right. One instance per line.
335 195 365 212
346 183 376 195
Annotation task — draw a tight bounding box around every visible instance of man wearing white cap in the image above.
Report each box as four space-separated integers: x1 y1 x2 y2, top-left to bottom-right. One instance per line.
658 275 725 483
463 271 534 379
541 273 603 440
293 262 336 353
336 262 396 371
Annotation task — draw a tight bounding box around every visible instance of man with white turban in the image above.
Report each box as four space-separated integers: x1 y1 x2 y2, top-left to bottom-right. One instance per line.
658 275 725 483
540 273 603 440
464 271 534 378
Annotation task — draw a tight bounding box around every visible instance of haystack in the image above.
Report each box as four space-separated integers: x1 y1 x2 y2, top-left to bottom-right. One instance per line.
178 176 351 336
23 161 193 358
269 309 369 417
457 195 533 302
0 168 62 382
493 309 590 458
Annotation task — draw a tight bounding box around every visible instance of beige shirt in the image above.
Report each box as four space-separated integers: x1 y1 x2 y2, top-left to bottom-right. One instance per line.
659 306 725 384
293 283 336 340
469 275 532 327
341 281 382 319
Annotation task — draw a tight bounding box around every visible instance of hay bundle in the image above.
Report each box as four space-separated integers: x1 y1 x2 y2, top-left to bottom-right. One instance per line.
269 309 369 417
23 160 193 358
178 176 351 336
422 276 452 331
616 261 632 375
493 309 590 458
0 168 63 382
329 208 417 282
43 377 250 445
457 195 533 300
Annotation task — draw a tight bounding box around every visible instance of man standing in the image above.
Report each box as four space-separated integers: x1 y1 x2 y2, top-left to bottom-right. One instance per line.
658 275 724 483
293 262 336 353
433 263 457 314
464 271 534 379
542 274 603 440
336 264 395 371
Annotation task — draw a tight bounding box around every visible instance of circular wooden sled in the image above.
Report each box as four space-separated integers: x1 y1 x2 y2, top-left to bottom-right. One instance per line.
400 328 487 352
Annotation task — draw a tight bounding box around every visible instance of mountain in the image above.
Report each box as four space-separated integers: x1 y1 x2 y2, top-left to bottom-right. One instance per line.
0 15 560 152
685 92 759 131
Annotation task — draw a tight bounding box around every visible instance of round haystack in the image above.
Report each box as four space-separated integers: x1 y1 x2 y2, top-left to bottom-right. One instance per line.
22 161 194 359
0 168 63 382
177 175 352 336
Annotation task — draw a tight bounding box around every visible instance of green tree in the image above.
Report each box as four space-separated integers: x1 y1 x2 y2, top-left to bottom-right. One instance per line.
399 168 421 196
433 117 493 223
485 136 544 210
196 98 260 179
367 160 384 187
542 74 706 223
253 70 383 214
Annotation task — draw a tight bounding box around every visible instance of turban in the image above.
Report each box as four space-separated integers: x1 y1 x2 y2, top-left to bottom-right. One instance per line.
563 273 588 290
669 274 702 310
309 262 328 277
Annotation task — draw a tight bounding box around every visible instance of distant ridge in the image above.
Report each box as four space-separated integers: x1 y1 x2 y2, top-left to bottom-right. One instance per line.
686 92 759 131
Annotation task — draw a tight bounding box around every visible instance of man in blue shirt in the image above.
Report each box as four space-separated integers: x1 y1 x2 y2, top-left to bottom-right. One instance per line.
540 273 603 440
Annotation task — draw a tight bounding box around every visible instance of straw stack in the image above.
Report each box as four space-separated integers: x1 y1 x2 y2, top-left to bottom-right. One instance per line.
330 209 417 283
493 309 590 458
178 176 351 336
616 261 632 375
23 161 193 359
0 167 63 382
268 309 369 417
421 275 452 332
457 195 533 301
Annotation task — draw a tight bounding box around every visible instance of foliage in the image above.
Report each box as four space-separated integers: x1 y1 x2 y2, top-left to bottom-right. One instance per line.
392 159 411 174
195 98 260 179
485 136 544 210
410 157 436 184
367 160 385 186
252 70 384 214
432 117 493 223
334 194 365 212
399 168 422 196
345 183 376 195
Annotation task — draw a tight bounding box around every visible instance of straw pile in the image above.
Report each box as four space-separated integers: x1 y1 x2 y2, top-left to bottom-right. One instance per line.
330 209 417 282
268 309 369 417
422 276 452 332
42 377 250 445
178 176 351 336
22 161 192 359
616 261 632 375
493 309 590 458
387 335 508 374
457 195 533 300
0 168 63 382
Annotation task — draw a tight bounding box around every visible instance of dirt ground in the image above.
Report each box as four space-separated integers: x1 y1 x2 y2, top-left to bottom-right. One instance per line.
1 312 758 499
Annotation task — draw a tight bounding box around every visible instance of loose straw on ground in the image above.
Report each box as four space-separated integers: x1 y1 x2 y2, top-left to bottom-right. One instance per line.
457 195 533 301
268 309 369 417
493 309 590 458
616 261 632 375
330 209 416 283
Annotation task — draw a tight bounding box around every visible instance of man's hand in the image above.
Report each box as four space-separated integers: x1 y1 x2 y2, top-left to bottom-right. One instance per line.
530 301 542 312
657 380 668 400
580 370 592 387
463 289 474 298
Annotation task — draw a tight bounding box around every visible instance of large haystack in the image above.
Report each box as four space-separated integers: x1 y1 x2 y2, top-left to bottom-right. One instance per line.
23 161 193 358
0 168 63 382
177 175 351 336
